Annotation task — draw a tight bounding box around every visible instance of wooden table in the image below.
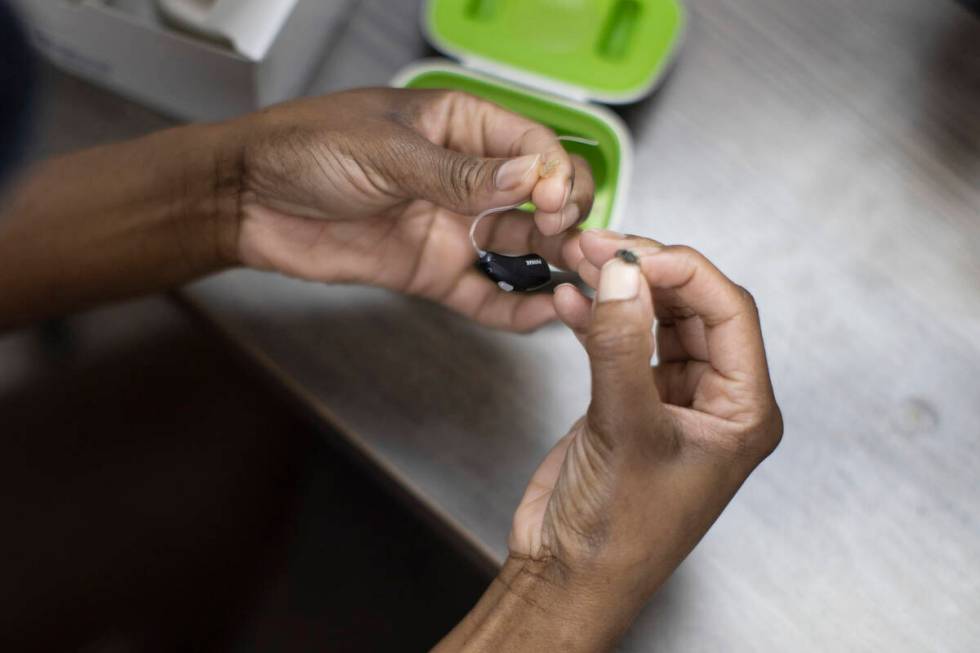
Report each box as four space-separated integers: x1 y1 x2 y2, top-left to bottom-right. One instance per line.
32 0 980 650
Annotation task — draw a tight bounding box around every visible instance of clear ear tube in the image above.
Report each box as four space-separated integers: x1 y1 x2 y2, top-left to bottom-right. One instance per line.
469 202 525 258
469 135 599 258
468 135 599 292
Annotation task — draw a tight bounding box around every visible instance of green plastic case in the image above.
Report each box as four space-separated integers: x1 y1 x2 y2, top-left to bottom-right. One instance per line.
393 0 685 230
425 0 685 104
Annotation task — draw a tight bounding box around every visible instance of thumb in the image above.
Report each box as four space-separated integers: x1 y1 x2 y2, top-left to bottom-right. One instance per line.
396 139 541 215
585 253 662 443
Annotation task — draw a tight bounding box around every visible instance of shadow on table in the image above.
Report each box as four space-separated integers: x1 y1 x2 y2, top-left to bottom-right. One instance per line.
185 286 707 649
0 302 488 653
916 12 980 192
199 289 570 474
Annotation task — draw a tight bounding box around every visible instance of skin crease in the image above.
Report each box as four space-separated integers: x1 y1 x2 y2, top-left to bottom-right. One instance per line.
0 86 782 651
0 88 593 333
436 233 782 652
232 88 595 333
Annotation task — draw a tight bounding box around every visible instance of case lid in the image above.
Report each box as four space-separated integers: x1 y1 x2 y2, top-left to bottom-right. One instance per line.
424 0 685 104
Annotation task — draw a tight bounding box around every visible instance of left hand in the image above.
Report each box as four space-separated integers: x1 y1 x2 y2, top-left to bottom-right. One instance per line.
505 231 782 638
226 88 595 332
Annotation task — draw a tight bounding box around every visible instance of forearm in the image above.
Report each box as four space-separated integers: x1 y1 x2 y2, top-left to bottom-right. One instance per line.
434 556 638 653
0 122 242 330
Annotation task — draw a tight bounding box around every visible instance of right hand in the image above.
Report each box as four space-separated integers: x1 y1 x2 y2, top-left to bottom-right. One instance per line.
508 230 783 639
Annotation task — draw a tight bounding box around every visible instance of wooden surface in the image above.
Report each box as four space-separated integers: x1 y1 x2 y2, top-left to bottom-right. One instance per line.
31 0 980 650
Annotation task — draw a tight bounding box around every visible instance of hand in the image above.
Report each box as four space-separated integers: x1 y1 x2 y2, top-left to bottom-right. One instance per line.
228 88 595 332
504 231 783 643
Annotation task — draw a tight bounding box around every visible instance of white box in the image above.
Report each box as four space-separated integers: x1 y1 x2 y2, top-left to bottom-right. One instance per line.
13 0 353 122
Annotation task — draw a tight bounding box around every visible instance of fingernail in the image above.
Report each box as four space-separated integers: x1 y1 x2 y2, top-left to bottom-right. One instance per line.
560 179 572 207
495 154 540 190
561 203 581 230
539 212 563 235
539 158 561 178
585 228 624 239
598 258 640 303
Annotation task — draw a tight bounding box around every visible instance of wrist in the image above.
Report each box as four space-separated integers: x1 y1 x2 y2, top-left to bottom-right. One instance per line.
436 556 635 653
195 120 246 269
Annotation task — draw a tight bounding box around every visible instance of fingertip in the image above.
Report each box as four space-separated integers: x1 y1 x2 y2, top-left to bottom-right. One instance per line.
596 257 641 304
576 259 601 289
532 174 571 215
535 210 564 237
582 228 623 242
559 233 586 272
553 283 591 333
580 228 626 265
553 282 579 307
512 294 558 333
562 203 582 230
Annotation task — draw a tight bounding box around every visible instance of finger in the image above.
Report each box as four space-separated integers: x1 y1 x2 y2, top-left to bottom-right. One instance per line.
522 129 574 223
654 360 712 408
640 247 768 385
576 258 601 289
394 136 543 216
440 270 557 333
581 231 768 386
655 322 700 363
535 154 596 236
554 283 592 345
579 231 711 364
421 91 575 225
584 255 664 443
579 229 665 269
476 209 586 271
568 155 596 225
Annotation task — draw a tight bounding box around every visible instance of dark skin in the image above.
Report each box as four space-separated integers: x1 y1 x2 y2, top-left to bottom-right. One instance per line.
0 88 781 651
0 89 592 331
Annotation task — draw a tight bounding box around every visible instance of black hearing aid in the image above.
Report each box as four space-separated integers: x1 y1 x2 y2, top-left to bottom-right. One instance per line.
469 202 552 293
469 136 598 293
478 251 552 293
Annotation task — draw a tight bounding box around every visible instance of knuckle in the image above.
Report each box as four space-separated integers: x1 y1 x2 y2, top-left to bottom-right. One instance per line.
445 89 477 105
667 244 702 260
436 90 488 125
726 403 784 462
432 89 470 110
665 244 704 278
442 154 487 206
736 284 760 313
586 322 649 361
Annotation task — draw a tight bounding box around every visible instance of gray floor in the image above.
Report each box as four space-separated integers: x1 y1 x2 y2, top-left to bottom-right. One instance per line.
0 297 487 652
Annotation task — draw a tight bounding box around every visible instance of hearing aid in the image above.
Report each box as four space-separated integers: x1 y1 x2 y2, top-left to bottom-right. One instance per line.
470 136 598 292
470 202 552 292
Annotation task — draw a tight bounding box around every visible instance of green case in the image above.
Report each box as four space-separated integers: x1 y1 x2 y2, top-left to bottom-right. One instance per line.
394 0 686 230
426 0 685 103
